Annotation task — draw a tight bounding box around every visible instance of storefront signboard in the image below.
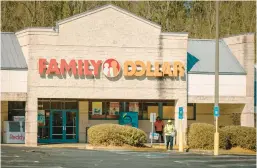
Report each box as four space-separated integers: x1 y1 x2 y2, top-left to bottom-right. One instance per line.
38 58 185 78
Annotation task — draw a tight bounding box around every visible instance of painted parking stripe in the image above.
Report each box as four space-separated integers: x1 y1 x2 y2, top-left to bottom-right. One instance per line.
1 166 64 168
209 164 256 168
1 155 19 158
7 160 40 163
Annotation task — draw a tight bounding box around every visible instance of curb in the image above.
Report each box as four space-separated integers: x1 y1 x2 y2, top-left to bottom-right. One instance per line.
2 144 255 156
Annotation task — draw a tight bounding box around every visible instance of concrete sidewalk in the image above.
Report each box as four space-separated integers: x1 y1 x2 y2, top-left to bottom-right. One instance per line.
1 143 256 155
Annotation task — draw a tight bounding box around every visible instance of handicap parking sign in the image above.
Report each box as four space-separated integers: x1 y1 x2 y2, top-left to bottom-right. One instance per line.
214 106 220 117
178 107 183 119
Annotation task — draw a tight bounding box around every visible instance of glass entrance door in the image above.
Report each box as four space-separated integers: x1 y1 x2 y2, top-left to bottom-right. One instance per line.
50 110 78 143
51 111 63 141
65 111 77 140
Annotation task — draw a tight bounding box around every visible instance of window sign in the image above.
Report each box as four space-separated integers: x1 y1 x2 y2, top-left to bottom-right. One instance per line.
110 102 119 115
92 102 102 115
129 102 139 112
38 110 45 126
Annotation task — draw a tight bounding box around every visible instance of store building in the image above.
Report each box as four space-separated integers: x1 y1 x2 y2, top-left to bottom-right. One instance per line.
1 4 255 146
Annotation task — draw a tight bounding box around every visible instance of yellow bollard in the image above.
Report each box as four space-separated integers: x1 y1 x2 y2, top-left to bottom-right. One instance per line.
179 119 183 152
214 132 219 155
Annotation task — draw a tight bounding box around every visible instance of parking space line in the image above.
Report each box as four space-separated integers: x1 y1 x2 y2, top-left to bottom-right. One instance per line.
1 166 64 168
1 155 20 158
209 164 256 168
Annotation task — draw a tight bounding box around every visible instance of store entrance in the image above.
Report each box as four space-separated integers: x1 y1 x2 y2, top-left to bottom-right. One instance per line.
50 110 78 143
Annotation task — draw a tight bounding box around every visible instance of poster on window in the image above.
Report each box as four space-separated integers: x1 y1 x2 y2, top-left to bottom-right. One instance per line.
129 102 139 112
92 102 102 115
110 102 119 115
38 110 45 126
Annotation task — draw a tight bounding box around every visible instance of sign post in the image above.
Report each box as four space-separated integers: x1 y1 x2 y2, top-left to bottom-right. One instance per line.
214 106 220 155
178 107 184 152
214 0 220 156
150 113 156 147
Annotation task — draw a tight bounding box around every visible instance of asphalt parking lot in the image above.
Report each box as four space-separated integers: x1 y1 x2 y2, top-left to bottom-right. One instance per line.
1 146 256 168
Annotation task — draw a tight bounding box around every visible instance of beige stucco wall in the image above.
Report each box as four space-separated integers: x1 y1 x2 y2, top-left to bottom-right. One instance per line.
1 70 27 93
17 5 188 146
188 74 246 96
223 34 255 127
188 103 245 126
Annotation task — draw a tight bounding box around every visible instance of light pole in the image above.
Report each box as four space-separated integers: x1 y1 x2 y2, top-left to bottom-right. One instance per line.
214 0 220 156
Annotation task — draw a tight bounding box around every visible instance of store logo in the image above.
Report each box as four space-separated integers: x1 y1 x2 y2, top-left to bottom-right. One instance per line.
9 134 25 141
124 61 185 77
38 58 185 78
122 113 132 126
102 59 121 78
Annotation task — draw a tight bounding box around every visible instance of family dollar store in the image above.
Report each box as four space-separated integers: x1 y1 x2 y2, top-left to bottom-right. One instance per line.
1 4 255 146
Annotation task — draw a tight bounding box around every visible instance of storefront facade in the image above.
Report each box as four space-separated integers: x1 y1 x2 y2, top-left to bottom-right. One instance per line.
1 5 255 146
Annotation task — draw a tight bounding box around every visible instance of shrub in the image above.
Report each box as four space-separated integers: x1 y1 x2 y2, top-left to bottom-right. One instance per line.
221 126 256 151
187 123 226 150
88 124 147 146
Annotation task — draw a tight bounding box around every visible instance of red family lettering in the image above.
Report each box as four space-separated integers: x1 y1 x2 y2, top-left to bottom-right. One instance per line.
9 134 25 141
39 59 102 76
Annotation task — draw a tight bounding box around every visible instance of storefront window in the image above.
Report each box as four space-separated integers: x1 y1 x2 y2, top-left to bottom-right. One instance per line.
51 101 62 109
87 100 190 120
128 102 139 112
106 102 122 119
37 109 50 140
8 101 25 121
142 102 159 120
187 103 196 120
162 102 175 120
89 102 105 119
64 101 78 109
89 101 124 119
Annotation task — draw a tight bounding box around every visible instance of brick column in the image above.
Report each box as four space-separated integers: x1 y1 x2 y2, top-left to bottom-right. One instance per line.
79 101 89 143
25 97 38 146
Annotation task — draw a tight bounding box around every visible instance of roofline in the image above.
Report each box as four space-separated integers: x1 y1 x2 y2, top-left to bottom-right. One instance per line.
161 32 188 37
220 39 247 74
222 32 255 38
1 32 15 34
188 71 247 75
1 67 28 70
188 39 221 41
15 27 56 35
56 4 161 29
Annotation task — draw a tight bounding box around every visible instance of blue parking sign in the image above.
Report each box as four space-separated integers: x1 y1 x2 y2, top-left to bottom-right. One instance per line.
179 107 183 119
214 106 220 117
